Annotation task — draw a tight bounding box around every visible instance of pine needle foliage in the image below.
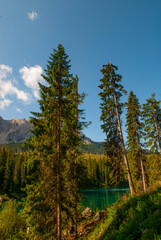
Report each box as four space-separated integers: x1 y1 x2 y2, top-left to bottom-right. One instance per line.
126 91 143 151
98 63 135 194
142 93 161 154
125 91 148 192
24 44 86 239
98 63 124 185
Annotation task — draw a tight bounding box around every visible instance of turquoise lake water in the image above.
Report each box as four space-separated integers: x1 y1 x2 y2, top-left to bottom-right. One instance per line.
81 188 129 211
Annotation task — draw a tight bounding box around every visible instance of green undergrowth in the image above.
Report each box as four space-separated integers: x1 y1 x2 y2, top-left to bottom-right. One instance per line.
82 187 161 240
0 200 27 239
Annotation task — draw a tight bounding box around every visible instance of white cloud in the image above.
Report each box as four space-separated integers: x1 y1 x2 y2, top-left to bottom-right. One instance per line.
15 107 22 113
27 11 38 21
0 64 12 79
0 80 30 102
0 64 31 107
0 99 12 110
19 65 44 98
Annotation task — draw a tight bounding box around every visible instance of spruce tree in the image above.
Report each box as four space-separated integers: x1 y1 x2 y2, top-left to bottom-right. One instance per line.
60 74 86 238
0 147 7 188
98 63 135 195
13 154 21 189
125 91 147 192
25 44 86 239
142 93 161 154
3 150 13 192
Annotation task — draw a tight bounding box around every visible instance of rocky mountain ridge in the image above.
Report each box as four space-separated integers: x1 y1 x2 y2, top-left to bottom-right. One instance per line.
0 116 96 145
0 116 32 144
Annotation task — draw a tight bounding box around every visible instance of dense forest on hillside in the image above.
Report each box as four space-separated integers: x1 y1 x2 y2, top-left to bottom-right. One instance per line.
0 147 160 195
0 140 105 154
0 45 161 239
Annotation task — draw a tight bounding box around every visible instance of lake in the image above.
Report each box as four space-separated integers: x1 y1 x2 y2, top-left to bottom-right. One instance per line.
81 188 129 211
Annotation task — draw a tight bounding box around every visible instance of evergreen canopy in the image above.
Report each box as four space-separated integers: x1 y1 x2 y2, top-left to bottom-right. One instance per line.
98 63 135 194
25 44 86 239
142 93 161 154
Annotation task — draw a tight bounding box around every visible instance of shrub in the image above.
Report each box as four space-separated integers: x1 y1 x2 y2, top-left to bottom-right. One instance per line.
0 200 27 239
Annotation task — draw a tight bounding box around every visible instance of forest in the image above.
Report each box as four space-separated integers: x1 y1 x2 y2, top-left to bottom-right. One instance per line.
0 44 160 240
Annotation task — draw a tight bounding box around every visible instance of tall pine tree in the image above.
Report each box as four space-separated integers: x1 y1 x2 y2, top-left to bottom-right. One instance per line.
125 91 147 192
142 93 161 154
25 45 86 240
98 63 135 195
61 74 86 238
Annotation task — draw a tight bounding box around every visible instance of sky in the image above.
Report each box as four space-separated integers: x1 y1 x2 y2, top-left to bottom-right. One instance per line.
0 0 161 142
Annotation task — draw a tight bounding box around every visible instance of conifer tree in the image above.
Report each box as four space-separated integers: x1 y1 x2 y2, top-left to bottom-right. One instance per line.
3 150 13 192
13 154 21 189
0 147 7 187
125 91 147 192
60 74 86 238
72 75 81 238
142 93 161 154
25 45 86 239
98 63 135 195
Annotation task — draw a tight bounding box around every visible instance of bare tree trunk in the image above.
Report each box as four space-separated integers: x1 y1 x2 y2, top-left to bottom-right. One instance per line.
113 89 135 195
137 140 147 193
134 121 147 192
140 156 147 192
57 77 61 240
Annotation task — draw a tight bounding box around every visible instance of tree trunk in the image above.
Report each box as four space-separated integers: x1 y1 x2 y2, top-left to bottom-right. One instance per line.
137 141 147 193
140 156 147 192
74 78 78 238
135 121 147 192
57 76 61 240
113 89 135 195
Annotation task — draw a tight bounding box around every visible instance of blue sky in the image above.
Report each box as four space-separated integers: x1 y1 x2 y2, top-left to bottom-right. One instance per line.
0 0 161 141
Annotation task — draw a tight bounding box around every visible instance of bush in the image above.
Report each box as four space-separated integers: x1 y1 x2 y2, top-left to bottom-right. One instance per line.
0 200 27 239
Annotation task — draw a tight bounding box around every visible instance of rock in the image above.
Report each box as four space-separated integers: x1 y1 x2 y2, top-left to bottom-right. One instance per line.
93 211 105 221
82 207 94 218
0 116 32 144
79 132 92 144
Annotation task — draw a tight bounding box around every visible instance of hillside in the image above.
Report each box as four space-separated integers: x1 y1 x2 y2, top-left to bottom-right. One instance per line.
82 187 161 240
80 140 105 154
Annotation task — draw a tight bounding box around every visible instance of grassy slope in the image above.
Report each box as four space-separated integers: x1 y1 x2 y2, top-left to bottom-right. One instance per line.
82 187 161 240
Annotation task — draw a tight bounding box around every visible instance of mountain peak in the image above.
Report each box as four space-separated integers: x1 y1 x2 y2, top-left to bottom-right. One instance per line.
0 116 31 144
11 118 27 125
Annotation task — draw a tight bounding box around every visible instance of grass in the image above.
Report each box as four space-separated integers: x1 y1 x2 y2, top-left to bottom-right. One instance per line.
81 187 161 240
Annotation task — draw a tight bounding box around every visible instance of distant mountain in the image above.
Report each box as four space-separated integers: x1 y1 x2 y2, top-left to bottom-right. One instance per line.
0 116 105 154
0 116 32 144
80 133 105 154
